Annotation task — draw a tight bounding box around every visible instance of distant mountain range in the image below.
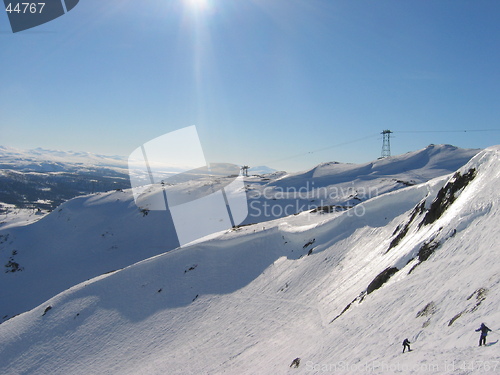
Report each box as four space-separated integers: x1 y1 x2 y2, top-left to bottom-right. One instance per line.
248 165 278 175
0 146 131 210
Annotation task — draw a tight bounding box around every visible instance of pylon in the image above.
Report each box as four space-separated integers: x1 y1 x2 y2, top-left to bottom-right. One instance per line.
381 130 393 158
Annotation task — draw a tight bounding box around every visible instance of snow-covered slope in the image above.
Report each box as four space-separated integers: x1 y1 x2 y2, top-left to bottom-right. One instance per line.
243 144 479 224
0 145 478 324
0 146 498 374
0 190 179 323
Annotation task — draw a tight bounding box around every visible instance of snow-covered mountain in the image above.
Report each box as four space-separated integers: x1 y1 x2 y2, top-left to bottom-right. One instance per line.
1 144 498 375
0 144 479 325
243 144 479 224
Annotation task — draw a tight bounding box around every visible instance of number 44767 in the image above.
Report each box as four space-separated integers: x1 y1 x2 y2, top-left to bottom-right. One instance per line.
6 3 46 14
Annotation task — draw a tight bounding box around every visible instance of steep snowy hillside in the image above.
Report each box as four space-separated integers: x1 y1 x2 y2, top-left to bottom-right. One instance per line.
0 146 498 374
0 190 179 323
0 145 478 324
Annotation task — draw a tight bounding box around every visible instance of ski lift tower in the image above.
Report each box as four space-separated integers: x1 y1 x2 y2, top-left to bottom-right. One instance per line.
381 130 393 158
241 165 249 177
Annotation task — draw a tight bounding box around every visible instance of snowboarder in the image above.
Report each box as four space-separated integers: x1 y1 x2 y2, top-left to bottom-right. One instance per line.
402 338 411 353
475 323 492 346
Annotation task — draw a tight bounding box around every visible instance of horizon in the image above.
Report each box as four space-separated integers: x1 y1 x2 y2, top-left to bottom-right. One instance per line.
0 141 485 173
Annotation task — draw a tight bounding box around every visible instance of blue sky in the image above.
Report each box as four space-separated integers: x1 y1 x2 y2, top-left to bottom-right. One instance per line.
1 0 499 171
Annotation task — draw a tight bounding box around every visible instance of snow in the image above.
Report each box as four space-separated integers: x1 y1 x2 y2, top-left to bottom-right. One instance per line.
0 144 498 374
0 204 47 230
243 144 479 225
0 190 180 322
0 144 478 324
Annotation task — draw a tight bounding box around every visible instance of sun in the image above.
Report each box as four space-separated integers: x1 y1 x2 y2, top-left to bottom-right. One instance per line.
185 0 210 12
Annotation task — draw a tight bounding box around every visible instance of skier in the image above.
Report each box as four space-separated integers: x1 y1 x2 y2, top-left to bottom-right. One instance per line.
402 338 411 353
475 323 492 346
289 357 300 368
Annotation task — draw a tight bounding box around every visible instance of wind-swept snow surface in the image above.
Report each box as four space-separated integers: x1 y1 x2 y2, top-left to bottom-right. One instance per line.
1 145 498 375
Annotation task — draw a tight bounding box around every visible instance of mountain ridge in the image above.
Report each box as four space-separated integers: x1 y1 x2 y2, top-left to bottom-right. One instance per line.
0 144 481 324
0 146 498 374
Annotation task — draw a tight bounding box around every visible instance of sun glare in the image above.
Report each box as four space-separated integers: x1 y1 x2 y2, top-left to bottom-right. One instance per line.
186 0 210 12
